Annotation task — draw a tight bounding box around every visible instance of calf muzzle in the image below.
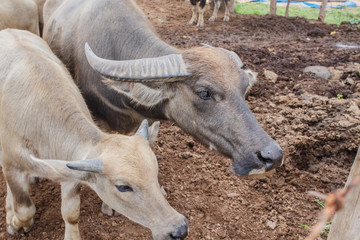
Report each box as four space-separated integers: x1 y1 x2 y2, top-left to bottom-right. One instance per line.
170 221 188 240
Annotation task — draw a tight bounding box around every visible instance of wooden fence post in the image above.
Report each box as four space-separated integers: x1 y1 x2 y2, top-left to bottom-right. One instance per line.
318 0 328 22
270 0 277 15
285 0 291 17
327 147 360 240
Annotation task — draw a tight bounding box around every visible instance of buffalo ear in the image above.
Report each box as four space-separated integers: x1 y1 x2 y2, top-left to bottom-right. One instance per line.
135 119 150 140
135 120 160 146
244 70 258 96
104 80 170 109
148 121 160 146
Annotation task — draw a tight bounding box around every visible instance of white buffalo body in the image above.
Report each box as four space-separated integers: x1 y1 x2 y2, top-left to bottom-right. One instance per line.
0 29 187 240
0 0 40 35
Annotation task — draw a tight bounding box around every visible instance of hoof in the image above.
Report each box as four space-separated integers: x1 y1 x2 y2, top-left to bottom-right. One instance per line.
223 17 230 22
24 223 33 233
196 23 204 28
209 16 216 22
101 202 114 217
188 20 196 25
7 224 19 236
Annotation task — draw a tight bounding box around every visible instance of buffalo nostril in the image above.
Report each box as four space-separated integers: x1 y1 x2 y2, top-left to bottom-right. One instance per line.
170 223 188 240
256 144 283 171
256 151 273 169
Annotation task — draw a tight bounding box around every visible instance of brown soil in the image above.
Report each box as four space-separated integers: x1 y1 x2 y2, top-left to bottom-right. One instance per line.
1 1 360 239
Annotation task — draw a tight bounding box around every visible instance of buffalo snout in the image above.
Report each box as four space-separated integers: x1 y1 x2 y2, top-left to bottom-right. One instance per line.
256 143 283 171
232 143 283 176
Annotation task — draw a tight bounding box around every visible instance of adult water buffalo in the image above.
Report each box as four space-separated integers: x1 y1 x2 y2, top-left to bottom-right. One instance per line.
43 0 283 177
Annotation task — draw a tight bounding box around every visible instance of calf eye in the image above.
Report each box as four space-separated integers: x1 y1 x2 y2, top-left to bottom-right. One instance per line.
116 185 133 192
197 90 214 100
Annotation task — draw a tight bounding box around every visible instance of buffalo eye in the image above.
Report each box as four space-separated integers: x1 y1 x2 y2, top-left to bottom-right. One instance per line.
116 185 133 192
197 90 214 100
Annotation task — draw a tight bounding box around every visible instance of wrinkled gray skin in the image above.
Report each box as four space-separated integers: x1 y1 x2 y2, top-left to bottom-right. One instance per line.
43 0 283 176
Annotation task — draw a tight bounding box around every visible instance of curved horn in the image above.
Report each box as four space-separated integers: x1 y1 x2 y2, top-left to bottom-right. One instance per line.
85 43 191 82
227 51 244 68
66 158 104 173
201 43 215 49
135 119 149 141
201 43 243 68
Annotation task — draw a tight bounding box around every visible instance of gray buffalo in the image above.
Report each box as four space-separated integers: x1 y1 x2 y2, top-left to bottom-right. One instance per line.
43 0 283 177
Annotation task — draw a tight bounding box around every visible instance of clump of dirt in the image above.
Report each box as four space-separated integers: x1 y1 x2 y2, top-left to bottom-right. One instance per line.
0 1 359 239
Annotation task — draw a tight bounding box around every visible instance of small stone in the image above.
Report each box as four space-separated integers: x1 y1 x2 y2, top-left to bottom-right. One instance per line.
303 66 331 80
350 54 360 61
328 68 344 82
226 192 240 197
266 220 276 229
264 70 278 83
181 152 192 159
345 77 354 85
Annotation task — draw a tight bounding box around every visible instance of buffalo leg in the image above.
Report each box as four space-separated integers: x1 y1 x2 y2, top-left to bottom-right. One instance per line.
209 0 221 21
223 0 230 22
4 163 35 235
61 182 81 240
197 0 206 27
189 0 198 25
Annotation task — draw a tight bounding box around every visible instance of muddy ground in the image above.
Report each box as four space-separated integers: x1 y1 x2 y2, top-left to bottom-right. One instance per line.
1 0 360 239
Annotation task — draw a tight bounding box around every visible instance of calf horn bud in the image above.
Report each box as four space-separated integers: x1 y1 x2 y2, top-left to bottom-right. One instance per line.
66 158 104 173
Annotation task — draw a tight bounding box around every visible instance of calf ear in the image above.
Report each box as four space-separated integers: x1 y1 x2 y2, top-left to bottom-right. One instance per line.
148 121 160 146
135 120 160 146
28 155 100 182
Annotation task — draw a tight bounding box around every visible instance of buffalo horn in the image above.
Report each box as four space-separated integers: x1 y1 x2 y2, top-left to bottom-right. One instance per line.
201 43 215 48
85 43 191 82
66 158 104 173
201 43 243 68
135 119 149 141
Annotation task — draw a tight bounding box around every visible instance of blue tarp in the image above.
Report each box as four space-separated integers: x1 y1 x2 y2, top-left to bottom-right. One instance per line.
249 0 357 9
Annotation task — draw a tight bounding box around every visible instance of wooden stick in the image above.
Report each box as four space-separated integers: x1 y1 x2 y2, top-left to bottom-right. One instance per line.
318 0 328 22
305 177 360 240
270 0 277 15
285 0 291 17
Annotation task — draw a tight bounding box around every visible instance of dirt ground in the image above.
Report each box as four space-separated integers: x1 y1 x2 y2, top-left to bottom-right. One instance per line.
1 1 360 239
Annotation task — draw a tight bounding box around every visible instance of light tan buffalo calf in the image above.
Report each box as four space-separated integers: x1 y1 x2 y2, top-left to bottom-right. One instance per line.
0 0 40 35
0 29 188 240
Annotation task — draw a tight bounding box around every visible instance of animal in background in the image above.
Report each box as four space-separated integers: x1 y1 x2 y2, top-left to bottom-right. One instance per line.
189 0 231 27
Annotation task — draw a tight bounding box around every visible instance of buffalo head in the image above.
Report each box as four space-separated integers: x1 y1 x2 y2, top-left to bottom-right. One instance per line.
85 43 283 176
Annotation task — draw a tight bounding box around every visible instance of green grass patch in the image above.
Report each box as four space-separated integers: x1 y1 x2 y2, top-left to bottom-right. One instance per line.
234 2 360 25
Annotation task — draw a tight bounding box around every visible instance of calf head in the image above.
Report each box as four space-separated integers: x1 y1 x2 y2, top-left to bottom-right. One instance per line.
29 120 188 240
85 44 283 176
